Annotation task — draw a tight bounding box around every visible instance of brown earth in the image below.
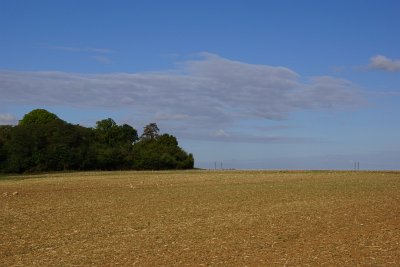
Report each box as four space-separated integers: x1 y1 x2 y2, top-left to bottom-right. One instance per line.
1 170 399 266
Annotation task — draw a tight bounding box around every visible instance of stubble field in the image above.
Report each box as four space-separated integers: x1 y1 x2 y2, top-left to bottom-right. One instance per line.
1 170 400 266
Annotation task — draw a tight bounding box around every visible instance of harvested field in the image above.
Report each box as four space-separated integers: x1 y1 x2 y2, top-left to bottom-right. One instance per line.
1 170 400 266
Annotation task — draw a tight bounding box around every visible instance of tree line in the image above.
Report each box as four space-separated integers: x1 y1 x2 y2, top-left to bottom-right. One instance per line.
0 109 194 173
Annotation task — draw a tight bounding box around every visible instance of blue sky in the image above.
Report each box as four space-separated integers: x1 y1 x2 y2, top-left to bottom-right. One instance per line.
1 0 400 170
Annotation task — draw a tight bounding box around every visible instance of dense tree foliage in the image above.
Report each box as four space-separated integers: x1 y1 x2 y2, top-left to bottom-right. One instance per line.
19 108 61 125
133 133 194 170
0 109 194 173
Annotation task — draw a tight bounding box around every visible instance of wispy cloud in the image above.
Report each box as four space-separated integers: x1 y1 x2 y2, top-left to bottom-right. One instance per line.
91 55 112 64
154 112 189 121
0 113 17 125
48 45 114 54
47 45 114 64
366 90 400 97
182 129 317 144
368 55 400 72
0 53 365 141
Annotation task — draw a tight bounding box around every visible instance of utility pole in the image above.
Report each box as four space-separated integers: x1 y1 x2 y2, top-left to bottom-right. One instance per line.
214 162 216 170
354 161 360 171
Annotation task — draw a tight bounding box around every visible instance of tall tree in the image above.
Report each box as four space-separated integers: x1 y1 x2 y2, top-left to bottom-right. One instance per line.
141 123 160 140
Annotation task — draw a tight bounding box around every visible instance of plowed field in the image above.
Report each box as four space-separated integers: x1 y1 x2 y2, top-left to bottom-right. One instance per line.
1 171 399 266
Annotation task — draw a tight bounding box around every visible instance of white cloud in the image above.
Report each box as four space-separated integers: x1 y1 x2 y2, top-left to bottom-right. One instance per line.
213 129 230 138
0 53 364 139
0 113 17 125
368 55 400 72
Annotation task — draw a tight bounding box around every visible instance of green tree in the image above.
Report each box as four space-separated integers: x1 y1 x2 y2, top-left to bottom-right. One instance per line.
133 133 194 170
94 119 138 146
0 126 13 171
2 113 96 173
93 118 138 170
3 125 37 172
120 124 139 144
19 109 62 125
0 109 193 173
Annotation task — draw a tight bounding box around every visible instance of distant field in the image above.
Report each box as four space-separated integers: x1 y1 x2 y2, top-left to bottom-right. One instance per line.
1 170 399 266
